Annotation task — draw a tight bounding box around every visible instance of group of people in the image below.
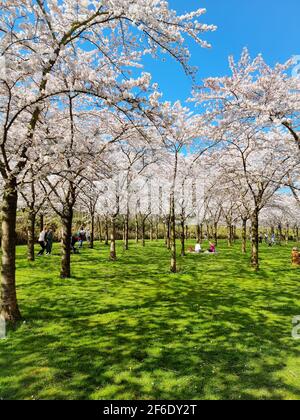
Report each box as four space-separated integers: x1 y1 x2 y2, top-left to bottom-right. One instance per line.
37 226 54 256
188 242 217 255
38 225 92 256
71 226 91 254
259 233 277 246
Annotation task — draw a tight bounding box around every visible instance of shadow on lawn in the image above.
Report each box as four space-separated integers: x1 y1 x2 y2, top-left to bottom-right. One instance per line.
1 241 300 400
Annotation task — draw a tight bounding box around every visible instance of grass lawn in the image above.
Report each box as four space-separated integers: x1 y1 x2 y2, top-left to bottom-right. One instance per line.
1 240 300 400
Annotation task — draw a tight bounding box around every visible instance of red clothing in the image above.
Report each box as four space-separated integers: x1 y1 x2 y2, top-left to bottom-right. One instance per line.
209 244 216 253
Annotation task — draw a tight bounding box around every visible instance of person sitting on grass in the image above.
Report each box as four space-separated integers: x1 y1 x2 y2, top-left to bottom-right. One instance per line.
187 243 202 254
195 242 202 253
208 242 217 254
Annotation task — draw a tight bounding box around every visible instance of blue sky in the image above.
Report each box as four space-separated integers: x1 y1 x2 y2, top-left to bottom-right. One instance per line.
142 0 300 104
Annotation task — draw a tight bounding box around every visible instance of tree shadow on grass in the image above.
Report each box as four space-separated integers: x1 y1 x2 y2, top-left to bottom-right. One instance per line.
1 241 300 400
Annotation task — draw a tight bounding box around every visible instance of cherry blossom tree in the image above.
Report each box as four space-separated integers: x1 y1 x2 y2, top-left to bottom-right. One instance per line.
216 131 298 269
192 49 300 151
0 0 216 322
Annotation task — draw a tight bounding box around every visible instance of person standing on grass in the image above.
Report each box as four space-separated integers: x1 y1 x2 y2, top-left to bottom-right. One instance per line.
271 233 276 246
46 228 53 255
71 233 80 254
78 226 85 248
37 226 48 256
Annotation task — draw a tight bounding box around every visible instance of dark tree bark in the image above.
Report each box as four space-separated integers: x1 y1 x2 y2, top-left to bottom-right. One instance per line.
214 222 218 246
185 225 189 241
166 215 171 250
206 223 211 241
141 217 146 247
89 212 95 249
39 213 44 232
180 218 185 257
60 206 73 278
200 224 203 243
0 177 22 322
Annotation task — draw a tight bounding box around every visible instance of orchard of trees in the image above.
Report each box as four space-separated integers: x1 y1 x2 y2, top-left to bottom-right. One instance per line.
0 0 300 329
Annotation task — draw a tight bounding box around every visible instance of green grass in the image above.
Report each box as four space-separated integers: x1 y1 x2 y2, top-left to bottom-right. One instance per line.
1 240 300 400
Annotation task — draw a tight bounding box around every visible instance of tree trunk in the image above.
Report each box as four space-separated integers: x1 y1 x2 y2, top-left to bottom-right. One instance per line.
1 177 22 322
135 215 139 244
155 218 159 241
166 215 171 250
196 224 201 243
60 208 73 278
104 217 109 246
170 195 177 273
149 218 153 242
124 208 129 250
39 213 44 232
110 216 117 260
214 222 218 246
227 224 233 247
185 225 189 241
27 210 36 262
141 218 146 247
98 217 102 243
251 209 259 270
232 225 236 243
206 223 211 241
285 224 289 245
89 212 95 249
122 218 125 242
180 218 185 257
242 218 247 254
278 224 283 243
